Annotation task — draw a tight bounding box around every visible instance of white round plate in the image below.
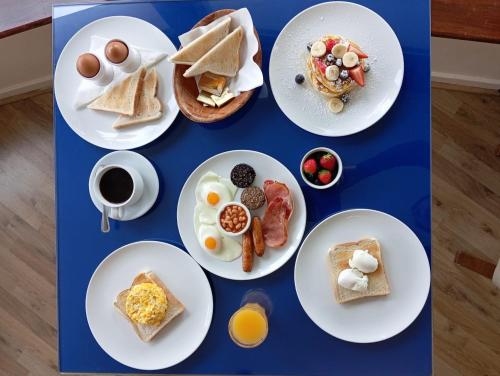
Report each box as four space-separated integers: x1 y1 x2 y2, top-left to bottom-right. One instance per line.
86 241 213 370
88 151 159 221
54 16 179 150
270 2 404 136
177 150 307 280
294 209 430 343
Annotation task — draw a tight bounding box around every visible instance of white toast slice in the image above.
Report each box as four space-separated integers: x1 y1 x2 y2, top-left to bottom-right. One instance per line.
113 68 162 129
114 271 184 342
329 238 390 304
88 67 146 116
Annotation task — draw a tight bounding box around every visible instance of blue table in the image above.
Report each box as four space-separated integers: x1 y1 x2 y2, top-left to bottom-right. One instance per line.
54 1 431 374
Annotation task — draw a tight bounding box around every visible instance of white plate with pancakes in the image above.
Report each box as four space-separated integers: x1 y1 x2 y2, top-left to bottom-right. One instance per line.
269 2 404 136
54 16 179 150
177 150 307 280
86 241 213 370
294 209 430 343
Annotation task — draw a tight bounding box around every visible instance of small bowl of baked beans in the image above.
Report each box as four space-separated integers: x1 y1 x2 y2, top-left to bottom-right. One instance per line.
216 202 251 237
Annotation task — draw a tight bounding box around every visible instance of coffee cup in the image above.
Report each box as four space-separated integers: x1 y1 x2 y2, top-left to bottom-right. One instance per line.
93 164 144 219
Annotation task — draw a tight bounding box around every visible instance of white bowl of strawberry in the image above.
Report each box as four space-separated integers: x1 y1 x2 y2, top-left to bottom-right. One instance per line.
300 147 343 189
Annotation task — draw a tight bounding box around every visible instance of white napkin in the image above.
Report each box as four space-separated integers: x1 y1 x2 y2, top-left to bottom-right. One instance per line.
73 36 167 109
178 8 263 96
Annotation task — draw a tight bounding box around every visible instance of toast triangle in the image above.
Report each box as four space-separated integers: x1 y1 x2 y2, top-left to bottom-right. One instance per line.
88 67 146 116
113 68 162 129
168 17 231 65
114 271 185 342
183 25 244 78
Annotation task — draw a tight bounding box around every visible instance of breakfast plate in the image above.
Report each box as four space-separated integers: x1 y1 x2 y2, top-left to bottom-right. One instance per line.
86 241 213 370
177 150 307 280
54 16 179 150
294 209 430 343
269 2 404 136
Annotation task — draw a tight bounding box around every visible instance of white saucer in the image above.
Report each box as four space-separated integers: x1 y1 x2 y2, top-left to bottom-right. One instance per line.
89 151 159 220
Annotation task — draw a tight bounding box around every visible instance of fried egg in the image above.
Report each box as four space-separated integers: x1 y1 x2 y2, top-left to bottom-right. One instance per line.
125 282 167 325
195 171 237 209
198 225 222 253
193 171 241 261
196 224 242 261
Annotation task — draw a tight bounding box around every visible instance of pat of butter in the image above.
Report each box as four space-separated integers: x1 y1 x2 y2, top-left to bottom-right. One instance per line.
199 72 227 96
196 91 216 107
211 88 235 108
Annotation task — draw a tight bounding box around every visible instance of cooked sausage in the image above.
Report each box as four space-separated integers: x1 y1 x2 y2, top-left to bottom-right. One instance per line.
252 217 265 257
242 229 254 272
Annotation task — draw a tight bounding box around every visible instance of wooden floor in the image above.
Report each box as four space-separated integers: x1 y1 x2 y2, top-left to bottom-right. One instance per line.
0 88 499 375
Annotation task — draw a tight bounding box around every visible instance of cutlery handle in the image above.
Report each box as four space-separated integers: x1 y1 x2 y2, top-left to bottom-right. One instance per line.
101 205 110 233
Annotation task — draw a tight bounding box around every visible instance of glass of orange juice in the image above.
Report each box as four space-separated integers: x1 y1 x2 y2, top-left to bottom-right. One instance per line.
228 290 271 348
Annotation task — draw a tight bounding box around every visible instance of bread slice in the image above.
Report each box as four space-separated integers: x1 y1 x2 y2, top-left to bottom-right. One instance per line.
183 26 244 78
114 271 185 342
328 238 390 304
88 67 146 116
168 17 231 65
113 68 162 129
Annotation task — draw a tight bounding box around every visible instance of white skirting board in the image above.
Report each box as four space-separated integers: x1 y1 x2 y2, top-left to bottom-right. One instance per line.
431 37 500 90
0 74 52 99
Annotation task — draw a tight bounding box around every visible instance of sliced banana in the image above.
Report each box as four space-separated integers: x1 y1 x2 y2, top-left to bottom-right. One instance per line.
342 51 359 68
332 44 347 58
310 41 326 57
328 98 344 113
325 65 339 81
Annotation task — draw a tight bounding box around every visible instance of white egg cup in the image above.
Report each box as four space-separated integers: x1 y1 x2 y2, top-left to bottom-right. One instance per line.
106 40 141 73
216 202 251 237
81 54 114 86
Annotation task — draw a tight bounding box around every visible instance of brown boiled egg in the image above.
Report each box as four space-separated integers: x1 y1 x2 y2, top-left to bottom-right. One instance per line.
105 40 129 64
76 53 100 78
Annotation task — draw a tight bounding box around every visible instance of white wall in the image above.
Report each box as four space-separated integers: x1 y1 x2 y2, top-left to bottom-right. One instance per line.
0 27 498 100
0 24 52 99
431 37 500 90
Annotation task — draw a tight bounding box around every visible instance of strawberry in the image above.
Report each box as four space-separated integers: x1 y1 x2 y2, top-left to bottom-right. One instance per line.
314 58 327 74
320 153 337 171
347 44 368 59
303 158 317 176
349 66 365 87
318 169 333 185
325 39 336 51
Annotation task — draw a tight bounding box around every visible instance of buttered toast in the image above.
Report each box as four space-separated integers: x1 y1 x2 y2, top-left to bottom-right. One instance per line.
329 238 390 304
114 271 184 342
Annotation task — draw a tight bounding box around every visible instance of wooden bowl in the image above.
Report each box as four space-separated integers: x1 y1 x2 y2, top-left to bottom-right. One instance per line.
172 9 263 123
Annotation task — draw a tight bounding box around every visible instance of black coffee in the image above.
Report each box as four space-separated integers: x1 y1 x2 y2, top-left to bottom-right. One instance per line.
99 167 133 204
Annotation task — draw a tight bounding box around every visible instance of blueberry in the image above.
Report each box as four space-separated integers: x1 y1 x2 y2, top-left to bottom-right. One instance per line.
335 58 342 67
295 74 305 84
340 70 349 79
326 54 335 63
306 42 313 52
341 93 350 103
362 61 370 72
